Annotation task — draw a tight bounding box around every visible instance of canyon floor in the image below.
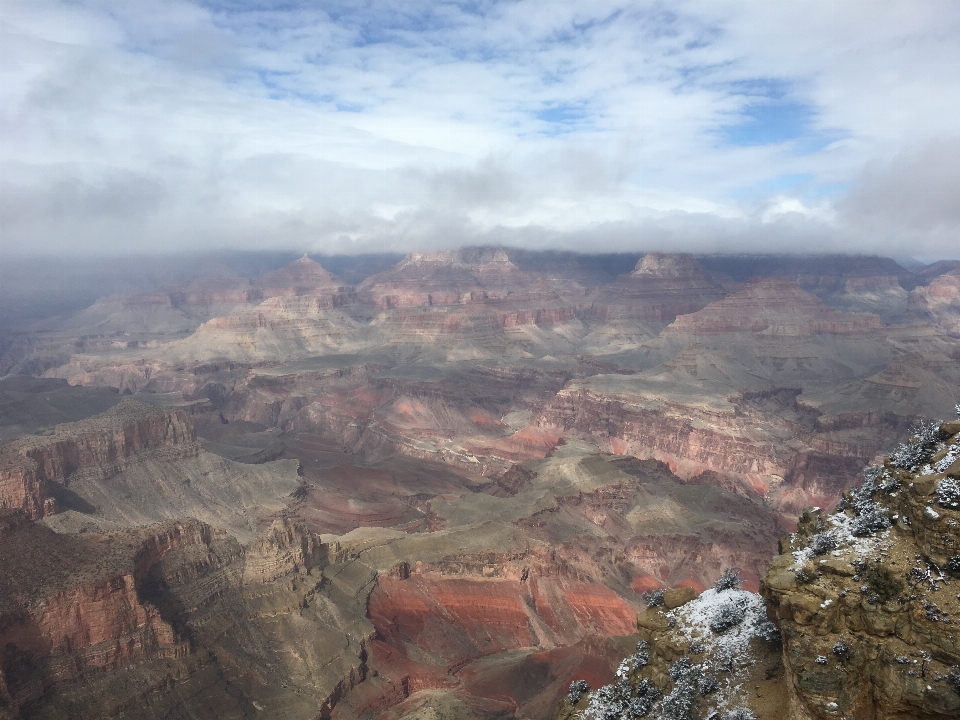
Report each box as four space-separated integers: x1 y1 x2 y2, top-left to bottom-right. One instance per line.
1 249 958 719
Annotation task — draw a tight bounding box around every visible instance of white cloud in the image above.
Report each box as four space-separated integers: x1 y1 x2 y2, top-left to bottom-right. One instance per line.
1 0 958 258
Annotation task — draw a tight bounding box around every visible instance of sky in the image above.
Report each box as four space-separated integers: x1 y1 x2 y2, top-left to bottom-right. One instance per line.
2 0 959 259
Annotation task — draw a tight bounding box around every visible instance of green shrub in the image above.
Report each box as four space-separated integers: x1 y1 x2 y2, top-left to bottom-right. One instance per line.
863 564 904 603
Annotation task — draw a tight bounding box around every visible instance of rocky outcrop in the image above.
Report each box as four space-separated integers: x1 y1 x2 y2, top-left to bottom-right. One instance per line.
357 248 533 309
0 518 210 712
666 278 883 336
0 515 377 720
762 419 960 719
554 417 960 720
908 269 960 332
590 253 726 325
0 399 196 519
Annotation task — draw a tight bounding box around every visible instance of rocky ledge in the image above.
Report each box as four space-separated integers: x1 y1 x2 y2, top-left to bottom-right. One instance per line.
554 414 960 720
0 399 196 519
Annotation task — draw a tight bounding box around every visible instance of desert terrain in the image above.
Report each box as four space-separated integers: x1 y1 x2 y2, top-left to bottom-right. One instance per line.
1 248 958 719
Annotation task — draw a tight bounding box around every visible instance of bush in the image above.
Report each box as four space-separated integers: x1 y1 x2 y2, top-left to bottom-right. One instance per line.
698 675 719 695
794 567 817 584
642 589 665 608
947 666 960 695
754 619 781 642
568 679 590 705
936 477 960 510
709 599 747 634
659 659 702 720
947 556 960 576
810 533 836 556
863 564 904 604
715 568 743 592
851 509 891 537
890 420 943 471
832 640 851 659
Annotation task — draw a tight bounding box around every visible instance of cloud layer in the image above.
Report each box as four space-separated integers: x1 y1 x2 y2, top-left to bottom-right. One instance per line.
2 0 959 258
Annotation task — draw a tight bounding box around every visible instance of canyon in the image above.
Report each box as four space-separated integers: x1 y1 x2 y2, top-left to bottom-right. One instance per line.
1 248 958 719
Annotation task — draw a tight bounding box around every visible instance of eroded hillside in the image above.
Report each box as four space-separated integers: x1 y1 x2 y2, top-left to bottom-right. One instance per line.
1 249 959 719
556 415 960 720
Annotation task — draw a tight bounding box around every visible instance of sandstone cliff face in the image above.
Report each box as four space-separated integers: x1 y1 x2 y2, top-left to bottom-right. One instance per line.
666 278 883 336
0 399 196 519
0 516 376 720
762 420 960 720
357 248 534 309
589 253 726 325
909 270 960 331
0 518 209 713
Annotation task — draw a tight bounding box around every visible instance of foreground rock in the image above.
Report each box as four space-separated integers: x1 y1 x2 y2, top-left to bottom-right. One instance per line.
763 419 960 719
0 516 373 720
556 416 960 719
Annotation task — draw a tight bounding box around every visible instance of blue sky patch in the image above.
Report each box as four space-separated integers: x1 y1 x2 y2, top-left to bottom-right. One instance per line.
721 101 815 146
535 102 589 135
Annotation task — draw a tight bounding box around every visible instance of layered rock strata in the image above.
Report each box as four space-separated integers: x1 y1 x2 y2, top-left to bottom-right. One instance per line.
0 399 195 519
589 253 727 325
0 516 373 720
762 419 960 719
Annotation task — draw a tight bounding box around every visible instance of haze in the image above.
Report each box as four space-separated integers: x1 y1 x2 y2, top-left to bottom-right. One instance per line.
2 0 959 259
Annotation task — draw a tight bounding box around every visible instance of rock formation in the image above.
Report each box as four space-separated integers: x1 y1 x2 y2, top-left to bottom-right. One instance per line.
763 418 960 719
2 250 960 719
556 415 960 720
0 516 372 720
589 253 726 326
0 399 195 519
666 278 882 336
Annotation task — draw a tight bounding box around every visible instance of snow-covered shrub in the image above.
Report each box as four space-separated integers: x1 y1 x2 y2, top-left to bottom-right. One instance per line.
842 467 893 536
936 477 960 510
659 659 702 720
815 655 828 665
724 709 757 720
709 598 747 634
568 679 590 705
714 568 742 592
947 556 960 576
584 680 632 720
629 679 660 717
890 420 943 471
850 508 892 537
581 649 659 719
810 532 836 556
698 675 719 695
932 444 959 474
642 589 665 608
947 666 960 695
832 640 851 658
754 619 781 643
794 567 817 584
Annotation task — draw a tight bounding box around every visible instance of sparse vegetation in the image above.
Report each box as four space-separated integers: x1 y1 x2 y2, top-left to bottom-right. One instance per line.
568 679 590 705
890 420 943 471
642 589 665 608
810 532 836 556
863 564 904 604
936 477 960 510
709 598 747 634
714 568 742 592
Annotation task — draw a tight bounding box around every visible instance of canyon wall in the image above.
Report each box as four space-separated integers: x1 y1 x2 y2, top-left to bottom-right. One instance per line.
0 399 196 520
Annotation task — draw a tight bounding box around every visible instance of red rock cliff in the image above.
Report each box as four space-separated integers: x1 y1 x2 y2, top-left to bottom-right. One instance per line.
0 399 197 519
